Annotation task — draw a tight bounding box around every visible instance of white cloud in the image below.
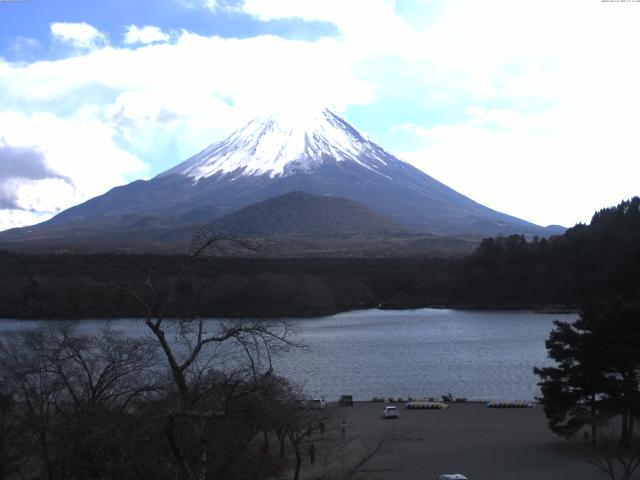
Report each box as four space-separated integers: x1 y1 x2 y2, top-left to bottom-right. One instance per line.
374 1 640 227
124 25 170 45
0 210 54 233
0 112 147 223
242 0 411 58
3 0 640 231
177 0 218 11
2 30 371 118
397 105 640 228
50 22 107 49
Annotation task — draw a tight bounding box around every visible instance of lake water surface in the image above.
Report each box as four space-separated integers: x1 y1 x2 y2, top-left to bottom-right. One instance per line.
282 309 577 402
0 309 577 402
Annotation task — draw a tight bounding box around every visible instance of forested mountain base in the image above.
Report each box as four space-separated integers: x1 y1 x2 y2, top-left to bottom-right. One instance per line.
0 254 457 319
1 197 638 319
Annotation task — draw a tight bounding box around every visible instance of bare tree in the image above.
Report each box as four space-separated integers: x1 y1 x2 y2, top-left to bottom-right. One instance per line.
117 229 298 480
587 429 640 480
40 323 158 412
44 323 157 479
0 329 67 480
0 229 304 480
0 322 157 480
0 384 25 480
310 428 408 480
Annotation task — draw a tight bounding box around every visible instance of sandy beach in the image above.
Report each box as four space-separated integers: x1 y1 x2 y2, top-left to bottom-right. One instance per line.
304 401 603 480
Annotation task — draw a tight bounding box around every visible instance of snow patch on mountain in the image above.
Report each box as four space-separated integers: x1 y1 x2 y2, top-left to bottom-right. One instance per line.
161 109 400 180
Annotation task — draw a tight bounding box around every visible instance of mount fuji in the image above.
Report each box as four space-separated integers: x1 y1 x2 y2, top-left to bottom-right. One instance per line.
0 108 563 251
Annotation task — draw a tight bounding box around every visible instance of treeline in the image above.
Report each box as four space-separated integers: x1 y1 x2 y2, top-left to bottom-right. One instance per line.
456 196 640 308
0 253 457 319
1 197 639 318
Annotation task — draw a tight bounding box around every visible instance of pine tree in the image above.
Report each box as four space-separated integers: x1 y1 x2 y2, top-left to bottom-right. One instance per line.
535 301 640 445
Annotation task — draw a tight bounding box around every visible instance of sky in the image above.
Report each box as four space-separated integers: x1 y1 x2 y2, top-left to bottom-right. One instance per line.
0 0 639 232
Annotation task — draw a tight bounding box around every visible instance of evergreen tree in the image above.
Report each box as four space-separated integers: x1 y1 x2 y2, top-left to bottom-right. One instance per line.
535 301 640 445
534 315 607 444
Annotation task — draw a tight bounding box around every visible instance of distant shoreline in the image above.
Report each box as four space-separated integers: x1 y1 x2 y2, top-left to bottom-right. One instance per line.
0 251 583 321
0 304 580 322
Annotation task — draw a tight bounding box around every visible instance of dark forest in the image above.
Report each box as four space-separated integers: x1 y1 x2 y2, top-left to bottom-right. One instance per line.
2 197 639 320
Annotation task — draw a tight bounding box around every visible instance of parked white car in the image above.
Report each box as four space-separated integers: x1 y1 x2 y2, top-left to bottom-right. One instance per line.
437 474 468 480
382 405 399 418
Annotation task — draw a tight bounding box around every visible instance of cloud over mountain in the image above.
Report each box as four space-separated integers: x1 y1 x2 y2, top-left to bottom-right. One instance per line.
0 0 639 231
0 141 71 210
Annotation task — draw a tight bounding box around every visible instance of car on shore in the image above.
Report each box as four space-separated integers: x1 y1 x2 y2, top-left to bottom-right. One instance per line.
382 405 399 418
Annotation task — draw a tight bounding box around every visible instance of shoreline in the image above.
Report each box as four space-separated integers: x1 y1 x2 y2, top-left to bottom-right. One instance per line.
0 304 580 321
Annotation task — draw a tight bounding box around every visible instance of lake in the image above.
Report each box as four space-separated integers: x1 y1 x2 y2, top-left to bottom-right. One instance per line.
0 308 577 402
281 308 577 402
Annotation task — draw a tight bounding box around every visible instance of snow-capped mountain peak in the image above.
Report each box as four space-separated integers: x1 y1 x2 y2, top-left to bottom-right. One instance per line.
162 108 397 180
4 106 561 244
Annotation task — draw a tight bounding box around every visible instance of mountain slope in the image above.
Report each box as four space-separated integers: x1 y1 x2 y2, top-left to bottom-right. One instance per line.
210 191 406 238
0 108 564 249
